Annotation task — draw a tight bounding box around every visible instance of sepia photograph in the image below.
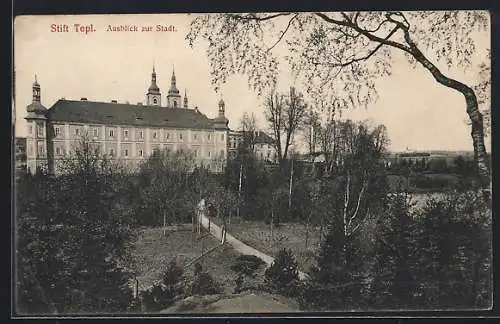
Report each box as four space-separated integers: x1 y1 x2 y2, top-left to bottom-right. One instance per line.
13 11 492 315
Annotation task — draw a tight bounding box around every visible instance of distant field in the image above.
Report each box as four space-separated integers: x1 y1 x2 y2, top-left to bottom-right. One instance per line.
131 226 248 293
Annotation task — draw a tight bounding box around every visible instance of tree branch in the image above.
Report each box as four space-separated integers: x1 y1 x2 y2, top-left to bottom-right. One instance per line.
229 12 293 21
267 14 299 52
314 12 412 54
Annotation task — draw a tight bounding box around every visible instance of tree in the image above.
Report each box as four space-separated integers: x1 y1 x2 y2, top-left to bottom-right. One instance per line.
186 11 490 187
16 139 137 314
137 148 198 225
370 192 417 308
302 108 322 156
240 112 259 155
264 87 308 165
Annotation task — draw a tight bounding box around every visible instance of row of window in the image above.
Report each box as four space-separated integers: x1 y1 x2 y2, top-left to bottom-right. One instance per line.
50 145 225 159
50 126 225 142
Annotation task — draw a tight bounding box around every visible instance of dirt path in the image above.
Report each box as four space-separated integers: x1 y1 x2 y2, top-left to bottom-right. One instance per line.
197 199 309 281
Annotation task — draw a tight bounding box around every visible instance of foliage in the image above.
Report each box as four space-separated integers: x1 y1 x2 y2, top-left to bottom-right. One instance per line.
230 255 266 278
186 10 490 185
298 189 492 311
16 139 137 314
140 258 185 311
369 192 417 308
264 248 299 291
135 148 203 225
187 262 223 296
410 190 492 309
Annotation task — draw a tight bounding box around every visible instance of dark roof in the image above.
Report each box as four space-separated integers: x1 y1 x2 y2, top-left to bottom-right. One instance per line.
230 130 274 145
27 101 47 114
255 131 274 144
46 99 226 130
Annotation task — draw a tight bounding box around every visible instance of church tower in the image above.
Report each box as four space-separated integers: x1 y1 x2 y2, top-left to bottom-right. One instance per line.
146 65 161 106
183 89 188 109
166 67 181 108
218 97 225 117
25 75 49 174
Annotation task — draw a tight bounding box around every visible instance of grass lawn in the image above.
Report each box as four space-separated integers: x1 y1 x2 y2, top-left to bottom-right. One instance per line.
131 225 259 294
223 218 323 273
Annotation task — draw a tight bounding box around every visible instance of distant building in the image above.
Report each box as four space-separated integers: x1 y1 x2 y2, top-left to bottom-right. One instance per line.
228 130 277 163
24 67 230 174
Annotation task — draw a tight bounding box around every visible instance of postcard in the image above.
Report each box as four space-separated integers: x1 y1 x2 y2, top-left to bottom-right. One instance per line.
13 12 492 316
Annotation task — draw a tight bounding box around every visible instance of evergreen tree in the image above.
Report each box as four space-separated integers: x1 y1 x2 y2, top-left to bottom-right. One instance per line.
411 191 492 309
370 192 417 309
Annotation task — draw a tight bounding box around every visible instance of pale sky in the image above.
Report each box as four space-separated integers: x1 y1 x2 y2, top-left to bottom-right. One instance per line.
13 14 491 152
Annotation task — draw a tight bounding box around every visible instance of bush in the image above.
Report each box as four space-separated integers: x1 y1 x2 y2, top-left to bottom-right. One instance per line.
264 248 299 291
231 255 266 278
140 259 185 312
188 263 223 296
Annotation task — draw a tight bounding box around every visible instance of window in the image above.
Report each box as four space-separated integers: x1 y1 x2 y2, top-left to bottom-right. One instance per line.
153 132 157 140
109 148 115 156
109 129 115 137
166 132 170 140
220 134 225 141
28 125 33 135
153 98 158 104
207 151 211 158
75 128 80 136
27 144 32 155
139 130 144 139
56 147 61 155
37 142 45 155
124 149 129 157
54 127 60 137
207 134 211 141
37 123 44 137
174 101 177 108
179 133 183 140
124 129 129 138
93 128 99 137
220 150 225 158
193 134 198 141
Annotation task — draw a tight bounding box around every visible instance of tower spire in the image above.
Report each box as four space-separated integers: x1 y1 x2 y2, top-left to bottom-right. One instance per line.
147 63 161 106
32 74 41 102
167 64 181 108
218 95 225 116
183 89 188 108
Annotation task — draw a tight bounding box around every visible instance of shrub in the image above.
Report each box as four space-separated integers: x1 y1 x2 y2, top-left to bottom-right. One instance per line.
161 259 185 300
140 259 185 312
264 248 299 291
188 263 223 296
230 255 266 278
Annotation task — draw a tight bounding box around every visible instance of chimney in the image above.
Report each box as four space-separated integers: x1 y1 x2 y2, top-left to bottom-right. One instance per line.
111 100 117 103
125 101 130 104
80 97 88 101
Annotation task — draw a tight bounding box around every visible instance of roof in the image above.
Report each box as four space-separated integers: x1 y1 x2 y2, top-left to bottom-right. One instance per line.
228 130 274 145
26 101 47 114
45 99 227 130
